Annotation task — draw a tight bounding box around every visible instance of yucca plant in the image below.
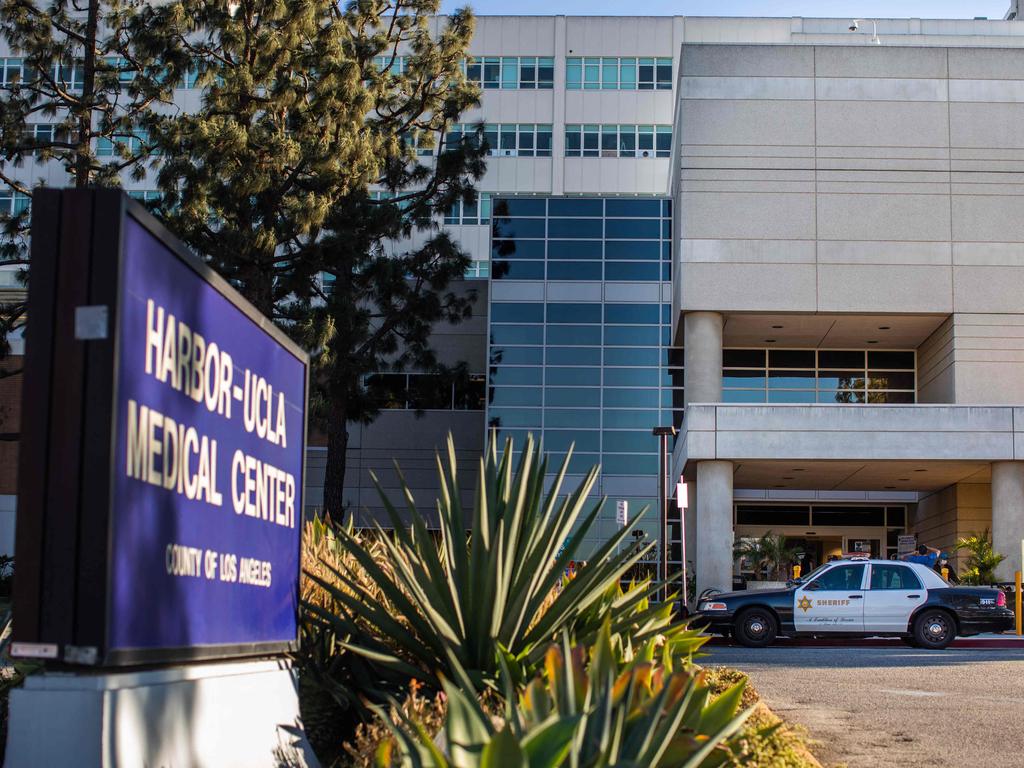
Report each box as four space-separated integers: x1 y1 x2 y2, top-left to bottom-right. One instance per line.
303 433 662 694
378 620 753 768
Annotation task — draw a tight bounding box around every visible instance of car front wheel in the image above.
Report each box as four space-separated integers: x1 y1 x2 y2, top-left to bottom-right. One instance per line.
734 608 778 648
913 609 955 650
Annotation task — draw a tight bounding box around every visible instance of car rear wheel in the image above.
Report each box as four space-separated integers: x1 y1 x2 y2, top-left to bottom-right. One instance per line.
734 608 778 648
913 609 955 650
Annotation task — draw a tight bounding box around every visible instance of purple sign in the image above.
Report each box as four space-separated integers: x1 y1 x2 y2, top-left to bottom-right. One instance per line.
109 217 306 652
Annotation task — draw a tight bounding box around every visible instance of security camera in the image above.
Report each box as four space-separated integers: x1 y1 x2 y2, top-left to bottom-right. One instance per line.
849 20 859 31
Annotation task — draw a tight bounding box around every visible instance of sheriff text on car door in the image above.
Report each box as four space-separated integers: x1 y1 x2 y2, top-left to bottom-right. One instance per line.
794 563 866 632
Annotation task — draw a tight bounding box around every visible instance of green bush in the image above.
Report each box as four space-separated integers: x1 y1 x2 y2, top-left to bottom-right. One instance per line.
957 529 1005 585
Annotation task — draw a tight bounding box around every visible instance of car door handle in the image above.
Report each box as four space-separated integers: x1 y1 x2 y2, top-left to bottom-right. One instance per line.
848 595 863 599
907 594 921 599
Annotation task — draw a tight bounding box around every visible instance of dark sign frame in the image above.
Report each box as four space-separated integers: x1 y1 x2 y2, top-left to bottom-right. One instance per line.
13 189 309 666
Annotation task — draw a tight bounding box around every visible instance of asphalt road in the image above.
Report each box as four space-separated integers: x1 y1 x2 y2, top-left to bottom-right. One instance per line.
704 646 1024 768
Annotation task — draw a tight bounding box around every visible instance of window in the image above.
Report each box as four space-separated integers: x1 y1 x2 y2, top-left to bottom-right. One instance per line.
372 55 408 75
448 124 551 157
0 190 31 216
566 56 672 90
446 192 492 225
565 125 671 158
812 564 865 591
463 56 553 89
364 372 484 411
96 129 154 157
128 190 162 204
870 565 922 591
51 60 84 91
1 58 24 86
103 56 135 85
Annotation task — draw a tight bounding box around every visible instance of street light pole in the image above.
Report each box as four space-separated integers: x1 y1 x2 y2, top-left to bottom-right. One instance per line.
652 425 677 604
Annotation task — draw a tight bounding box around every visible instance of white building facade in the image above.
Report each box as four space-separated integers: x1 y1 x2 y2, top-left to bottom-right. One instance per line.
5 15 1024 589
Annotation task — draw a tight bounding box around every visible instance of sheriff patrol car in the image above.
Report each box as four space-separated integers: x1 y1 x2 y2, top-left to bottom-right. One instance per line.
695 557 1015 649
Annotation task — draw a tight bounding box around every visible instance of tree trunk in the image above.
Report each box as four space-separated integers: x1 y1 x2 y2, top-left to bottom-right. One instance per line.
323 395 350 519
75 0 100 187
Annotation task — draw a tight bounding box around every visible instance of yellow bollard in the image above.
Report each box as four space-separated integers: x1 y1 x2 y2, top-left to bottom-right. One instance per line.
793 564 801 580
1016 570 1022 637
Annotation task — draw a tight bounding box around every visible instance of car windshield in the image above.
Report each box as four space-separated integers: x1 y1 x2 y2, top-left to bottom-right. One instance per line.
796 563 830 583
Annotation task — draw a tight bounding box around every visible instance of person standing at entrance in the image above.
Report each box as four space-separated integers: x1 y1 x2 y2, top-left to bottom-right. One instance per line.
901 544 940 568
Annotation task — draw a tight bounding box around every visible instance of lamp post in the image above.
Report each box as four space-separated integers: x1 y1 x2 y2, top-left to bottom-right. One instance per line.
652 425 677 604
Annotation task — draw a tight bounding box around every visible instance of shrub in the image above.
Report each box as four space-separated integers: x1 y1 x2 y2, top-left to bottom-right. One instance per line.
956 529 1006 585
303 434 664 694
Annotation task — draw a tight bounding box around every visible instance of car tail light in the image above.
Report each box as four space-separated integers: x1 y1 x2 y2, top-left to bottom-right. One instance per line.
997 591 1007 607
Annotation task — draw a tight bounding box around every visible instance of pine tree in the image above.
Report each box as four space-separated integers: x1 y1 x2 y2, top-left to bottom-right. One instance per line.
143 0 485 515
0 0 189 420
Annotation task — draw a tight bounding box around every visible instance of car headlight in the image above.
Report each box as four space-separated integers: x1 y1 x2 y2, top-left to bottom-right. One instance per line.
698 601 728 611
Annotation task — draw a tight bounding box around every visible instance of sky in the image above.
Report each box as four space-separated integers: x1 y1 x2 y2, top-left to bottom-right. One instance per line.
437 1 1010 19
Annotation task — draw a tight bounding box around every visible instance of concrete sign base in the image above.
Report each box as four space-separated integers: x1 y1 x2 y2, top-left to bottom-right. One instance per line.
4 658 318 767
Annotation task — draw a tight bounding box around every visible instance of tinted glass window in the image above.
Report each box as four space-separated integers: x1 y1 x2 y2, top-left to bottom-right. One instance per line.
767 371 815 388
887 507 906 526
487 387 543 407
604 347 661 366
869 391 914 404
545 387 600 407
493 198 546 217
544 429 599 453
604 368 660 387
491 326 544 345
545 409 600 428
604 388 660 407
870 565 922 591
547 303 602 324
604 326 663 346
868 371 915 389
723 389 767 403
604 453 658 475
605 241 661 260
489 367 542 386
492 260 545 280
735 505 810 526
546 346 601 365
723 349 765 368
491 346 543 365
548 198 603 217
604 304 660 324
547 366 600 386
769 349 815 368
548 261 602 280
603 430 655 453
724 370 766 388
813 564 865 591
492 217 545 238
812 506 885 526
868 351 914 369
819 350 865 369
548 218 603 238
768 390 817 403
605 198 661 217
548 240 602 260
605 262 661 281
547 325 602 345
491 303 543 323
603 409 659 429
605 218 661 239
492 239 544 260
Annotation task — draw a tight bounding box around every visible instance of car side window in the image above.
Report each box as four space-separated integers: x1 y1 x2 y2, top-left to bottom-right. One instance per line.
870 564 923 591
811 564 865 591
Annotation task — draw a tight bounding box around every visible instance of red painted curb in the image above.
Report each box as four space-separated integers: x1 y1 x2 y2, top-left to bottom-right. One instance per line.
707 637 1024 649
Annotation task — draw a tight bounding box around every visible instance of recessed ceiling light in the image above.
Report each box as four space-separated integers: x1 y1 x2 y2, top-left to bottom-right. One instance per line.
783 476 794 480
898 478 910 482
867 340 879 344
765 339 776 343
884 485 896 489
792 468 806 472
772 325 784 329
773 484 786 488
914 468 927 472
878 326 891 330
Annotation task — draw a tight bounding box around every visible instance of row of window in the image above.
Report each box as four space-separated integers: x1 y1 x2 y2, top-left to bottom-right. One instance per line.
493 218 671 241
0 190 30 216
736 504 907 528
366 373 485 411
565 124 672 158
566 57 673 90
1 58 85 90
492 324 673 347
443 124 553 157
372 55 672 90
491 386 680 410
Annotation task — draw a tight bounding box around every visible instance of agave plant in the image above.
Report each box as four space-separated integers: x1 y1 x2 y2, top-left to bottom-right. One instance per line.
303 433 662 694
378 621 753 768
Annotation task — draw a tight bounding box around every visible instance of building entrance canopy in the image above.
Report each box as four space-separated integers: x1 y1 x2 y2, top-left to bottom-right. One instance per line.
674 403 1024 491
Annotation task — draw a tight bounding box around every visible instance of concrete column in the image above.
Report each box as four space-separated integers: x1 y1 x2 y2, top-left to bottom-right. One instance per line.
991 461 1024 582
683 312 723 405
683 480 698 607
695 460 734 595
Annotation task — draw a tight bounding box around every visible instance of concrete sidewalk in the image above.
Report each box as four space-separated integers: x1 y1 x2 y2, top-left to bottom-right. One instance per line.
707 633 1024 649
